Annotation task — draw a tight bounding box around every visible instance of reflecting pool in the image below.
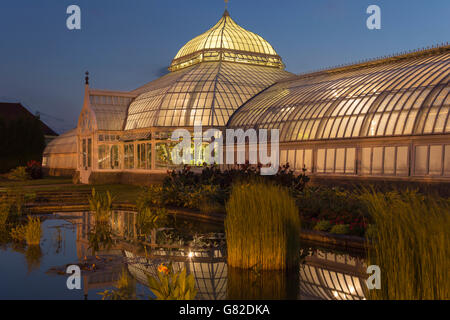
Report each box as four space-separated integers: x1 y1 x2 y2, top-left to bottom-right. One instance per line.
0 211 368 300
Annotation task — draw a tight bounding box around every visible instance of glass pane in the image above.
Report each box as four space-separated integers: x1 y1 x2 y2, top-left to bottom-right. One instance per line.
345 148 356 174
384 147 395 175
304 149 312 173
325 149 335 173
288 150 296 168
429 145 443 176
280 150 288 165
372 147 383 175
88 139 92 168
396 146 409 176
361 148 372 175
316 149 325 173
414 146 428 175
295 149 304 170
444 145 450 176
335 148 345 174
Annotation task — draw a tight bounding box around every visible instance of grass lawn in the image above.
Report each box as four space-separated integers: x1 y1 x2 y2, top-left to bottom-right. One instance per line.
0 176 72 188
0 176 143 203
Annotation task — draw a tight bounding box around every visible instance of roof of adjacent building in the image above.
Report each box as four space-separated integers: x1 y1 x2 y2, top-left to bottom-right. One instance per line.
0 102 58 136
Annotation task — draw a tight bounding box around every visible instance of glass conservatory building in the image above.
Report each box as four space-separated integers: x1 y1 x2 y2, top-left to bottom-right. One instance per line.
43 10 450 184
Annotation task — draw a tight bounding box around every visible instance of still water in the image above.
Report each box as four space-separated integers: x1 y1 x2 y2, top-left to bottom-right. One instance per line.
0 212 367 300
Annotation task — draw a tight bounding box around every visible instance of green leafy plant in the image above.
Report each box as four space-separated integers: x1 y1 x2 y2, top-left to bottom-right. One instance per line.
225 181 301 270
147 263 197 300
329 224 350 235
313 220 332 232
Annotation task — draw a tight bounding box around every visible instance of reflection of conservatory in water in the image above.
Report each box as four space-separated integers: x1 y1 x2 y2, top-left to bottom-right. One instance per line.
71 210 367 300
43 9 450 184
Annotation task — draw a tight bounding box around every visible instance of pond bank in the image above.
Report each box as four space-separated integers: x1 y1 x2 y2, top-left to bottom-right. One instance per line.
27 202 367 251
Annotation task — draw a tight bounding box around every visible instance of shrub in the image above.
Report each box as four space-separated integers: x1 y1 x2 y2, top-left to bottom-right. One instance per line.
296 187 370 230
225 181 301 270
26 160 42 180
329 224 350 235
313 220 332 232
8 166 29 181
362 190 449 300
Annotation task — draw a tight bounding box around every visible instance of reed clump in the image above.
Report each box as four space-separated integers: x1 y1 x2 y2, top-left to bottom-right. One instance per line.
225 181 301 270
10 216 42 246
362 190 449 300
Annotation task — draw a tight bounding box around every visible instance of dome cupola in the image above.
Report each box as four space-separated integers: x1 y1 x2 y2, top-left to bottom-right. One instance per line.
169 10 284 71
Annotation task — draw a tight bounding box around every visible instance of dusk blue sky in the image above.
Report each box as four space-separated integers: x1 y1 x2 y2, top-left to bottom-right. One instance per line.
0 0 449 133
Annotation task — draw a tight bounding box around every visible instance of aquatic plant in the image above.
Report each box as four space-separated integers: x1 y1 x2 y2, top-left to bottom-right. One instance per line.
225 181 301 270
25 245 42 272
24 216 41 246
98 268 136 300
10 216 41 246
147 263 197 300
88 188 114 223
362 190 450 300
88 223 114 254
136 207 168 237
0 204 8 227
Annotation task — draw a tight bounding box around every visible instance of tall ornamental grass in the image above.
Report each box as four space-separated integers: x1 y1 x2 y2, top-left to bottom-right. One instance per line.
363 190 449 300
225 181 301 270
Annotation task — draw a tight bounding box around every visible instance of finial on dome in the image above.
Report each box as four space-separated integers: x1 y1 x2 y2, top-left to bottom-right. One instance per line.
223 0 229 16
85 71 89 85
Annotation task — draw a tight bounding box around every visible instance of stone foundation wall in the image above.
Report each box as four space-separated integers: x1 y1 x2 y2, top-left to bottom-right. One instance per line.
43 167 76 177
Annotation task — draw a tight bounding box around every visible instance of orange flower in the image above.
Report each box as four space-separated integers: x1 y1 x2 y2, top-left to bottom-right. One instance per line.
158 264 169 275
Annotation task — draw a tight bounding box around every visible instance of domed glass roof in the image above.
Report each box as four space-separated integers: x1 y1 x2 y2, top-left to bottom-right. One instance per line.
169 10 284 72
228 48 450 142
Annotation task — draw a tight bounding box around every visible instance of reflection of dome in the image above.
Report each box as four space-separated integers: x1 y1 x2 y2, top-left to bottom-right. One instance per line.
169 10 284 72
